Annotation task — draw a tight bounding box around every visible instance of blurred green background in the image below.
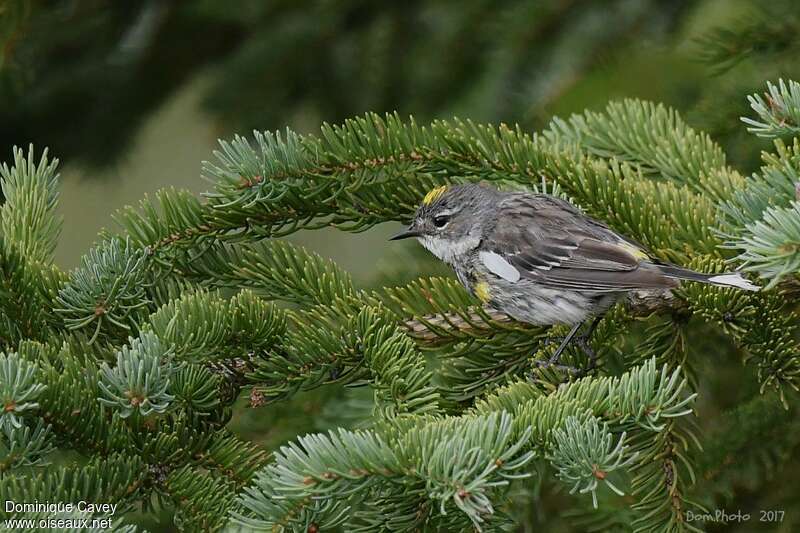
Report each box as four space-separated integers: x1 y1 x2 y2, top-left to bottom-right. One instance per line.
4 0 797 273
3 0 800 530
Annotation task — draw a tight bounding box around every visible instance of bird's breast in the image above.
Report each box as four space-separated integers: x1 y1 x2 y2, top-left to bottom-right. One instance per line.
454 259 493 304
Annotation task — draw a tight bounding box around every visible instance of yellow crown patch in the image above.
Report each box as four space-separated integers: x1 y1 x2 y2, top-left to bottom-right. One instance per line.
422 185 448 205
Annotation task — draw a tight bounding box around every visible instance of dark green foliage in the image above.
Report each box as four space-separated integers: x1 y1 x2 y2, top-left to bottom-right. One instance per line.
0 0 696 168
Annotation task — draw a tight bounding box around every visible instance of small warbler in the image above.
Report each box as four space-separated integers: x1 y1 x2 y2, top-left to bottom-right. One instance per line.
391 183 759 369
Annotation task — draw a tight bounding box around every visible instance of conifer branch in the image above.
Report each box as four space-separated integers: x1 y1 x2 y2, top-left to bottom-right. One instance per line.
0 419 54 473
742 79 800 138
695 13 800 75
97 332 176 418
36 343 134 455
0 351 46 431
232 412 533 531
54 238 151 344
717 133 800 288
233 359 696 530
0 454 147 520
548 415 637 509
147 288 286 363
680 256 800 404
544 99 733 199
0 147 66 345
164 465 238 532
0 145 62 264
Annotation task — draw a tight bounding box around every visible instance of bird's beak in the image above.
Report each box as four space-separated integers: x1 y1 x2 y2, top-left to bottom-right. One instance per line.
389 226 421 241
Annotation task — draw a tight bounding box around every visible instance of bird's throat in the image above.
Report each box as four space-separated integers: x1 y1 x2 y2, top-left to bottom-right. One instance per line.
417 235 479 265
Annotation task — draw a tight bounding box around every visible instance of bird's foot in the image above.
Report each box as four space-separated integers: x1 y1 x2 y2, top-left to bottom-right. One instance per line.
574 337 597 375
533 357 582 375
542 333 591 348
537 335 597 376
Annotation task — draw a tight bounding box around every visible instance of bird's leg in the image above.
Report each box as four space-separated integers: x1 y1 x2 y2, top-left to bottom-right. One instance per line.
584 315 602 339
574 315 602 373
537 315 603 374
536 322 583 373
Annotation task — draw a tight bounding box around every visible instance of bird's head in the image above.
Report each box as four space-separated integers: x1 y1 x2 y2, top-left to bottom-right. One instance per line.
390 183 497 264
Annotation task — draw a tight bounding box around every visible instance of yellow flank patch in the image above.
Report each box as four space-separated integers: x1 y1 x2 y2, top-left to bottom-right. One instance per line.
474 281 491 303
618 241 650 261
422 185 448 205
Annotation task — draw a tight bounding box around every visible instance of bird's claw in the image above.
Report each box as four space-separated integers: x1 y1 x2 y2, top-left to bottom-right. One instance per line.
536 335 597 377
575 337 597 372
543 333 590 347
533 358 582 375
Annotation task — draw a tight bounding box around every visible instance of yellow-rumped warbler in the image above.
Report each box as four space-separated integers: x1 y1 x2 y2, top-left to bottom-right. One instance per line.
391 183 759 369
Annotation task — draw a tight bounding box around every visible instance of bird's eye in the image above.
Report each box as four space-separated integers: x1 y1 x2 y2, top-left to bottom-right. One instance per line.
433 215 450 228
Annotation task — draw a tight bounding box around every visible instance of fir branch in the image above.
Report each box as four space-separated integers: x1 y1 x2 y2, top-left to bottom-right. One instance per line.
627 315 692 385
233 412 532 531
695 14 800 75
731 201 800 287
196 431 271 488
627 420 703 533
436 330 543 409
97 332 176 418
716 135 800 287
544 99 731 198
548 415 637 509
109 187 211 255
0 145 62 264
742 79 800 138
479 358 698 443
37 344 133 454
0 453 146 517
0 419 54 473
351 306 441 417
247 303 441 417
92 111 733 280
170 364 222 417
0 351 45 431
164 465 238 532
126 412 212 469
245 304 362 403
185 240 358 306
147 288 286 363
506 359 699 532
717 137 800 233
232 473 351 532
199 111 719 261
236 359 695 531
55 238 152 344
0 222 65 345
679 255 800 404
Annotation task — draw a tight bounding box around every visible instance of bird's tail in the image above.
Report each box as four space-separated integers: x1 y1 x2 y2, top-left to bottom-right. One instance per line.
659 265 760 292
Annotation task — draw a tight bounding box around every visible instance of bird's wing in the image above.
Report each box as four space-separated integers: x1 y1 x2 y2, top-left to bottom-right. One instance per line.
481 194 675 292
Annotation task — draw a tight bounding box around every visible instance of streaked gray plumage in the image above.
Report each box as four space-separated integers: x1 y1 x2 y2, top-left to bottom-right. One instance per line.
391 182 759 366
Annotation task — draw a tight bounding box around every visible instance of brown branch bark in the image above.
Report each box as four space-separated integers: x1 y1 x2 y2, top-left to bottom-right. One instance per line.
402 289 684 342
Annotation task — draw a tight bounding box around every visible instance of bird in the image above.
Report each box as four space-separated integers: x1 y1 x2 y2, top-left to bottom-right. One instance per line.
390 182 760 371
